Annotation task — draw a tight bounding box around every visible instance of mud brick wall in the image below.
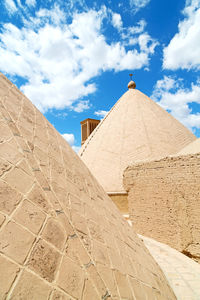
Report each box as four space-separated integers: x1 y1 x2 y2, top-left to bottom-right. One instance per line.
123 154 200 263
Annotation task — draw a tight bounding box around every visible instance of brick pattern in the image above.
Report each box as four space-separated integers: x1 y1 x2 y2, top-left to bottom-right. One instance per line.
0 73 175 299
80 87 195 194
124 154 200 263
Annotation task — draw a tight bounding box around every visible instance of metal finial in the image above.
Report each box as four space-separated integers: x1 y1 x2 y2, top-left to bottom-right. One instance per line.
128 74 136 89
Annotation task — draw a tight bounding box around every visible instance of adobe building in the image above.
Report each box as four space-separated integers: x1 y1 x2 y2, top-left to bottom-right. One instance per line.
0 73 176 299
79 79 196 217
123 139 200 263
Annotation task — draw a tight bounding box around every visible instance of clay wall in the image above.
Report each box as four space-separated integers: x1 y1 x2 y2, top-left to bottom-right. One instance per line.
123 153 200 263
109 193 128 214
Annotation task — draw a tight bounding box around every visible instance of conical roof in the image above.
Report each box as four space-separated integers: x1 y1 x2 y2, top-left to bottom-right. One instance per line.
79 82 196 193
176 138 200 155
0 73 175 299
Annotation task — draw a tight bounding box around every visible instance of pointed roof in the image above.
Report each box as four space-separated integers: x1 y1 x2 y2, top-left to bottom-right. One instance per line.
176 138 200 155
79 81 196 193
0 73 175 299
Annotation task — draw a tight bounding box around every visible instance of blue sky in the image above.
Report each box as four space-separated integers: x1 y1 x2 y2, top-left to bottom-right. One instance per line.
0 0 200 151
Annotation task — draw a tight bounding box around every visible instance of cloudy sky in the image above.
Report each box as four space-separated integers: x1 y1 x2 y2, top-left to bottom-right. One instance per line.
0 0 200 151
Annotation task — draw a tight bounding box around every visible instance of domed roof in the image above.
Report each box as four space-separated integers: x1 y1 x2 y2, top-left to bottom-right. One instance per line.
176 138 200 155
79 84 196 193
0 73 175 299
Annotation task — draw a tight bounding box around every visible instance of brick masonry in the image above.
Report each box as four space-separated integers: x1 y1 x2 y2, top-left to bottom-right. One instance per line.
0 73 176 299
123 154 200 263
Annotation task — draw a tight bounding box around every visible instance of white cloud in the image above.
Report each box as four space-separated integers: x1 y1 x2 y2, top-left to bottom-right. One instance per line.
0 5 157 112
36 5 65 25
72 145 81 153
94 110 109 118
154 75 177 91
62 133 75 146
163 0 200 70
62 133 80 153
129 19 146 34
53 111 68 119
130 0 150 11
26 0 36 7
16 0 22 8
121 20 147 46
73 100 90 113
4 0 17 14
4 0 36 15
138 33 157 53
112 13 123 30
151 76 200 130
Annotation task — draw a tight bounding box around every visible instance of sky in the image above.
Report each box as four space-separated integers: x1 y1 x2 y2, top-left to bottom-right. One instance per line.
0 0 200 152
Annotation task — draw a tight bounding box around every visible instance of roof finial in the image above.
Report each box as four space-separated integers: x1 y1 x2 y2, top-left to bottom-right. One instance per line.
128 73 136 89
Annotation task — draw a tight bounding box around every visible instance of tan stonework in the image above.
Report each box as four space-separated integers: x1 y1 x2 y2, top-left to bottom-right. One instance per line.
79 83 196 194
10 270 52 299
123 153 200 263
0 73 176 299
177 138 200 155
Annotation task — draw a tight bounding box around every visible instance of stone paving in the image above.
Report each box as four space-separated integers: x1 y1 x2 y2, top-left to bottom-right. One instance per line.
140 235 200 300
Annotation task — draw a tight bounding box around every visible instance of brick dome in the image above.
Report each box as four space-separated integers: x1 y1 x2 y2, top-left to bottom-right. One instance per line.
79 84 196 193
0 73 175 299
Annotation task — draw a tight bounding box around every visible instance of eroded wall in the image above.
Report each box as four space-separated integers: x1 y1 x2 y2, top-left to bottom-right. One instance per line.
123 154 200 263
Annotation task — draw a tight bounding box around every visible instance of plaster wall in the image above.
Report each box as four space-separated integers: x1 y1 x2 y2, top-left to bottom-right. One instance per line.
123 154 200 263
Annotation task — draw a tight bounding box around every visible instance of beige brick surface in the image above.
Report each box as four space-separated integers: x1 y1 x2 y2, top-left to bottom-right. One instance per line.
10 270 52 299
86 264 108 297
0 213 5 227
0 120 12 143
129 277 146 300
82 278 100 299
79 86 196 193
66 234 91 265
27 239 61 282
71 211 88 234
0 255 19 299
114 270 134 299
96 263 120 299
0 138 23 164
0 158 12 177
57 256 84 299
3 167 34 194
0 180 22 215
51 290 72 300
88 219 104 243
27 183 52 213
92 239 110 266
13 199 46 234
0 221 35 264
124 154 200 263
41 217 66 250
0 73 176 299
